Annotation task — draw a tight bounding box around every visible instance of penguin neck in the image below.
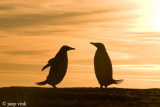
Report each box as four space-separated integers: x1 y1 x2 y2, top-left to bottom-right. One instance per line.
56 49 67 57
97 48 107 53
97 48 110 56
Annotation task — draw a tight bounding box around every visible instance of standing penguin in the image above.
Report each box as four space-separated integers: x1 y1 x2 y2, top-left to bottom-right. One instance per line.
91 42 123 88
36 45 75 88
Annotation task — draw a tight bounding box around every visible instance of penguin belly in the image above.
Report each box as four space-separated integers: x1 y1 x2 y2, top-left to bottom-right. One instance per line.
94 51 112 86
47 54 68 86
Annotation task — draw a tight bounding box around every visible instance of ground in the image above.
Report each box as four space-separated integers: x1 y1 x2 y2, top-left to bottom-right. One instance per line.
0 87 160 107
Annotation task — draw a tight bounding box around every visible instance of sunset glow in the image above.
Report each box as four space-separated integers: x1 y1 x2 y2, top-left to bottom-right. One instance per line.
132 0 160 32
0 0 160 89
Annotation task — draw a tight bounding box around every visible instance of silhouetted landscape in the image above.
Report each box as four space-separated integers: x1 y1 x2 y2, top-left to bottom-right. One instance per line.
0 87 160 107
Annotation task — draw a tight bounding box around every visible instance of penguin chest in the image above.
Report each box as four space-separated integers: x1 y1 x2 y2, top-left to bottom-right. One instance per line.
48 54 68 85
94 51 112 85
55 54 68 78
58 55 68 74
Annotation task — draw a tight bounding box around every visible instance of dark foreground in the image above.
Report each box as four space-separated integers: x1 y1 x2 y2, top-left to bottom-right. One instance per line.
0 87 160 107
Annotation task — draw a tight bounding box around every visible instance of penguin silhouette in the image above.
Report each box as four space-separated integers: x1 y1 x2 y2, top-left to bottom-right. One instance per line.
36 45 75 88
91 42 123 88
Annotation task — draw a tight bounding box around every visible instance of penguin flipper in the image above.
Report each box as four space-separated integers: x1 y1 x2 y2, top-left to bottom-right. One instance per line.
36 80 47 85
42 64 50 71
48 58 55 64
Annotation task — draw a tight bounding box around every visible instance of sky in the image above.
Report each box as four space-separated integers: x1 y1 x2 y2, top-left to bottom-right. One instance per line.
0 0 160 88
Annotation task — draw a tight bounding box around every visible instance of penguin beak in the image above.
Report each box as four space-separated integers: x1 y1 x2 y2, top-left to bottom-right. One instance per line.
69 47 75 50
90 42 96 46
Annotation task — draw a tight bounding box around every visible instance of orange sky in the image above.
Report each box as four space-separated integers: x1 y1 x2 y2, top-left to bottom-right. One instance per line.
0 0 160 88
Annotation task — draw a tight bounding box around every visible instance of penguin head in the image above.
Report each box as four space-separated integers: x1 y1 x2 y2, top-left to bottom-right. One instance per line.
61 45 75 51
90 42 106 50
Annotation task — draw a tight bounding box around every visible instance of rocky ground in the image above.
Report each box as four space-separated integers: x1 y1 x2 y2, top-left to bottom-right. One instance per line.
0 87 160 107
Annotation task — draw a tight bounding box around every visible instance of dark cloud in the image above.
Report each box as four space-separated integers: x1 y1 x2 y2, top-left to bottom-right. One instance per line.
0 8 135 29
0 11 97 28
1 50 48 55
0 46 8 48
0 5 14 10
0 28 84 37
0 63 42 72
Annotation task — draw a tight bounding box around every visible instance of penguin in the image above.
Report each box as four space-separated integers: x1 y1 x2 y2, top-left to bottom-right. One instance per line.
36 45 75 88
91 42 123 88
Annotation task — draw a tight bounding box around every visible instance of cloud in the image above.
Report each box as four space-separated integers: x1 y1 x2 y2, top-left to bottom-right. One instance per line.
0 0 137 30
0 9 133 29
0 46 8 48
0 5 14 10
0 63 42 72
1 50 48 55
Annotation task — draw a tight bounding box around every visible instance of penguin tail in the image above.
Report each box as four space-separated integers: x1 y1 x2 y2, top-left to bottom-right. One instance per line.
36 80 47 85
113 79 123 84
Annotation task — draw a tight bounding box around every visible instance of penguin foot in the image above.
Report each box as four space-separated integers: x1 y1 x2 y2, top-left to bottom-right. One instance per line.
52 85 57 88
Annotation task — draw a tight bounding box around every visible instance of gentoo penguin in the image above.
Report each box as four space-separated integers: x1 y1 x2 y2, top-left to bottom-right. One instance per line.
91 42 123 88
36 45 75 88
